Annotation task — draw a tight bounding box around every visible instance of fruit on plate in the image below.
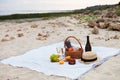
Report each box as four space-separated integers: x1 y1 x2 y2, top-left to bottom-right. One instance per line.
50 54 59 62
66 56 71 61
59 60 64 64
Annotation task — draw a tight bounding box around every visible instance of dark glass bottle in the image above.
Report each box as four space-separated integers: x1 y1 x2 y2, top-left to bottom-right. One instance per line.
65 40 72 48
85 36 92 52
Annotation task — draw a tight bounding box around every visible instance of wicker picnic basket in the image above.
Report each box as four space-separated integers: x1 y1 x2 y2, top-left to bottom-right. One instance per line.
64 36 83 59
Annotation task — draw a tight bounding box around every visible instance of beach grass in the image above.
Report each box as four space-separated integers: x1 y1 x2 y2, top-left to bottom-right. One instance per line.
0 12 79 21
79 13 98 23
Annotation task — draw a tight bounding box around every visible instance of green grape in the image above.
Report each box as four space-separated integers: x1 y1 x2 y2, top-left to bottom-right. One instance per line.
50 54 58 62
53 57 59 62
50 54 56 59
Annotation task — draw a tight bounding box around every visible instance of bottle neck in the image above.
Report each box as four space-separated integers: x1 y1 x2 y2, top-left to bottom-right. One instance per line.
87 36 90 43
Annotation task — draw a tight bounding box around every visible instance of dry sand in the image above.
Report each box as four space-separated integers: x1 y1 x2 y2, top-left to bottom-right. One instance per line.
0 15 120 80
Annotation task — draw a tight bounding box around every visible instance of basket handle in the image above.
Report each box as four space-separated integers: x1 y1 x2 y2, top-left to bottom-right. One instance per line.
64 36 83 49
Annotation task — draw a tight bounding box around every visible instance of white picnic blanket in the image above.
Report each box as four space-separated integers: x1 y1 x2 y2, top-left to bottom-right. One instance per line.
1 42 120 79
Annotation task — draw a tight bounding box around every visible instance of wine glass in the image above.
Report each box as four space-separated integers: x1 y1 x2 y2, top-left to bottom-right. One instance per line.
56 47 61 54
56 47 65 60
61 48 65 57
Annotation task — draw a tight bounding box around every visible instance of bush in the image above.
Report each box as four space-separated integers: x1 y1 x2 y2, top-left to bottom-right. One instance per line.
79 13 98 23
116 6 120 16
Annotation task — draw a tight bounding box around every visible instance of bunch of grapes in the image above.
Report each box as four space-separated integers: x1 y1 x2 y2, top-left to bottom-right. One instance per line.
50 54 59 62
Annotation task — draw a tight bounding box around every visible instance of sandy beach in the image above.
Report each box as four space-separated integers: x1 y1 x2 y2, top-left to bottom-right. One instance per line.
0 14 120 80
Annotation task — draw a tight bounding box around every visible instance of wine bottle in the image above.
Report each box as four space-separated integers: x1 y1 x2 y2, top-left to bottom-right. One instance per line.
85 36 92 52
65 40 72 48
65 40 73 51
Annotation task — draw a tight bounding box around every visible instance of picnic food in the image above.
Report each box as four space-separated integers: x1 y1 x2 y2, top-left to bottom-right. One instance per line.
68 58 76 65
65 40 74 51
81 51 97 62
68 47 74 52
50 54 59 62
59 60 64 64
66 56 71 61
64 36 83 59
85 36 92 52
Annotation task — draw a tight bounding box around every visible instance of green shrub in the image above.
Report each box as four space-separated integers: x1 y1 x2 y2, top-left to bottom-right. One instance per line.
116 6 120 16
79 13 98 23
